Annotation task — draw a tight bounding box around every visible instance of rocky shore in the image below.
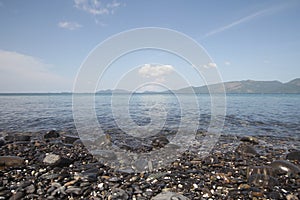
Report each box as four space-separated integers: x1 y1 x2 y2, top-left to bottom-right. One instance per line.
0 131 299 199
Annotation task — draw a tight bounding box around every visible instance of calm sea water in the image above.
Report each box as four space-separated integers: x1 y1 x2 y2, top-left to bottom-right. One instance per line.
0 93 299 139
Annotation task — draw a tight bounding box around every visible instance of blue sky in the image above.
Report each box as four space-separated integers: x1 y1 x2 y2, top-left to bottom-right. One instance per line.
0 0 299 92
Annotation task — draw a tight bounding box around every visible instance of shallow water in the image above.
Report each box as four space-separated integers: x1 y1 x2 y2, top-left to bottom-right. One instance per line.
0 93 299 139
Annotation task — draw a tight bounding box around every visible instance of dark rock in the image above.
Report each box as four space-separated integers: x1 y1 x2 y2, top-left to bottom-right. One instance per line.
235 144 259 156
0 139 5 147
0 156 24 169
14 134 31 142
286 151 300 162
152 136 169 148
44 130 60 139
248 174 278 189
270 160 300 175
43 153 73 167
9 191 24 200
240 136 259 144
151 191 190 200
62 135 79 144
109 188 129 200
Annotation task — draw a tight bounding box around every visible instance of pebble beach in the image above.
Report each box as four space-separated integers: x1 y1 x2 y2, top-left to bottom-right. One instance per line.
0 130 299 200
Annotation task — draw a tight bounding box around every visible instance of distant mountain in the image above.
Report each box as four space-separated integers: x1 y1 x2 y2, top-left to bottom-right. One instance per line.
96 89 130 94
96 78 300 94
175 78 300 94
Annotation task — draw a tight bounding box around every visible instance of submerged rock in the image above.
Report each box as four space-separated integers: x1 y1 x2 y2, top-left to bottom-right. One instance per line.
270 160 300 175
286 151 300 162
44 130 60 139
151 191 190 200
61 135 79 144
0 156 24 169
152 136 169 148
240 136 259 144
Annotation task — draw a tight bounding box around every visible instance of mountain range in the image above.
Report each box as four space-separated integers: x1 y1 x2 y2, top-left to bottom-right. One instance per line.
97 78 300 94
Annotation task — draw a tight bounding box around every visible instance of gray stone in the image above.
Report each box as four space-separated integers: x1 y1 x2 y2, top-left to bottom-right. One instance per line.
43 153 73 167
151 191 190 200
0 156 24 169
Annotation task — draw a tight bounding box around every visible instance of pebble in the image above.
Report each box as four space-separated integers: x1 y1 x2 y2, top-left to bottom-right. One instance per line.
235 144 259 156
240 136 259 144
248 174 278 188
151 191 190 200
42 153 73 167
286 194 299 200
270 160 300 175
286 151 300 162
0 156 24 169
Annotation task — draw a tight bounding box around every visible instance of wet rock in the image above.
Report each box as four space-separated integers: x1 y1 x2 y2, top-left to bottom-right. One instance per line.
270 160 300 175
43 153 73 167
61 135 79 144
0 156 24 169
152 136 169 148
236 144 259 156
44 130 60 139
247 166 274 178
151 191 190 200
109 188 129 200
240 136 259 144
286 151 300 162
14 134 31 142
248 174 278 188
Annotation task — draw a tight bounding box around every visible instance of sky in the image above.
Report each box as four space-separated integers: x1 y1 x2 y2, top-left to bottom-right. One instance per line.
0 0 300 92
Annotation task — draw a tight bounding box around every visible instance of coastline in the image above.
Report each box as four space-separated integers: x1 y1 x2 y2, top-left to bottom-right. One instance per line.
0 131 299 199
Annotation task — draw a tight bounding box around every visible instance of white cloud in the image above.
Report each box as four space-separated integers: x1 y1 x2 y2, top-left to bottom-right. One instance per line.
74 0 122 15
138 64 174 78
0 50 71 92
203 62 217 68
225 61 231 66
58 21 82 30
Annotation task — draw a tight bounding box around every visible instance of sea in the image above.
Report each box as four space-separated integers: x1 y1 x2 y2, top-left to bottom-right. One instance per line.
0 93 299 140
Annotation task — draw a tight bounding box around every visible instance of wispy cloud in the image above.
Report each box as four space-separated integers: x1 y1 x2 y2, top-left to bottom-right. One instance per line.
203 4 290 38
225 61 231 66
58 21 82 30
74 0 122 15
0 50 71 92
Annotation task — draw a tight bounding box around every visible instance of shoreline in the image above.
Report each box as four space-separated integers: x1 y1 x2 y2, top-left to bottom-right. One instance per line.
0 131 299 199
